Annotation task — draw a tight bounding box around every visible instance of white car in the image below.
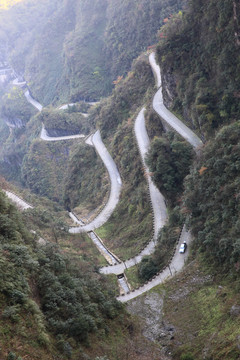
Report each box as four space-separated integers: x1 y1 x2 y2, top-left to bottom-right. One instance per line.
179 242 187 253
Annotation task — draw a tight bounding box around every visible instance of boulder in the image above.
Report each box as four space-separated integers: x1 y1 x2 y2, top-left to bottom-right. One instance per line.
230 305 240 317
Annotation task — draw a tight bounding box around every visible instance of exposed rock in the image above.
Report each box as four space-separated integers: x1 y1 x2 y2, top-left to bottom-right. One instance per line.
5 116 24 128
161 69 177 109
45 128 81 137
168 274 212 302
127 291 174 359
230 305 240 317
127 292 165 342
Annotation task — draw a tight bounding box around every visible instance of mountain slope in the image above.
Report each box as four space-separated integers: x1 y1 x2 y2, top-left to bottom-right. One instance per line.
1 0 185 105
156 0 240 139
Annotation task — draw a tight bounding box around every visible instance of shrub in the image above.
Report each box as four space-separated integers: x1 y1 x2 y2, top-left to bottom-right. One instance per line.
138 257 158 282
2 305 20 323
180 353 194 360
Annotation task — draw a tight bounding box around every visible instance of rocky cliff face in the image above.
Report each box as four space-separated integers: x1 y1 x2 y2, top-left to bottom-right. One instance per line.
44 127 80 137
4 116 24 128
160 67 195 130
161 68 177 109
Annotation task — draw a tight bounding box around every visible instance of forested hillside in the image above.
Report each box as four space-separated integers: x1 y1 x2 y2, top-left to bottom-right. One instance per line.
0 190 123 359
0 0 185 105
184 122 240 272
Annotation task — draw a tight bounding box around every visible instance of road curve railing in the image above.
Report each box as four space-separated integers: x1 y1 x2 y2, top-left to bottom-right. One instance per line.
117 225 191 302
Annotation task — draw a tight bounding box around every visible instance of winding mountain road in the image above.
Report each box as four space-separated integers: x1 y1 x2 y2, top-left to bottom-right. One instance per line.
58 104 89 118
23 93 86 141
100 108 168 275
69 130 122 233
24 90 43 111
22 91 123 234
12 78 26 87
16 52 199 301
102 53 200 300
117 226 192 302
149 53 203 149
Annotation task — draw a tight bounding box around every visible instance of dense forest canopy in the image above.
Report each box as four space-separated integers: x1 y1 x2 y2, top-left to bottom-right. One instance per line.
184 122 240 273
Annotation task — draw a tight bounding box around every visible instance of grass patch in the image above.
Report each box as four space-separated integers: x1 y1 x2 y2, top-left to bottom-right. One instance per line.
59 232 108 268
125 267 141 289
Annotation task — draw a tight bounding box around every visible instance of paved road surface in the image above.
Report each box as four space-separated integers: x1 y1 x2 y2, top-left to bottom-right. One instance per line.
12 78 26 87
149 52 161 88
58 103 75 110
150 53 203 149
69 130 122 233
4 190 33 210
58 104 89 118
117 226 192 302
100 108 167 275
135 108 167 239
24 90 43 111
